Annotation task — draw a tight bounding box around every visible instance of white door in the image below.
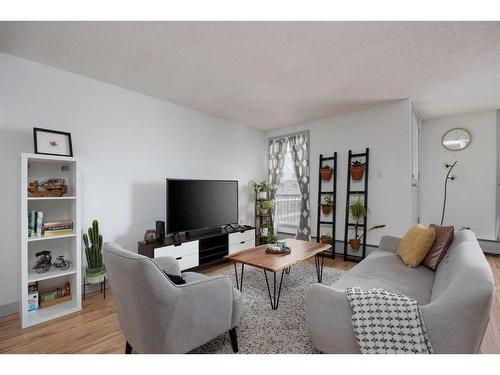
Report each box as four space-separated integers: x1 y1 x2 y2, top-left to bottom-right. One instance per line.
411 107 421 225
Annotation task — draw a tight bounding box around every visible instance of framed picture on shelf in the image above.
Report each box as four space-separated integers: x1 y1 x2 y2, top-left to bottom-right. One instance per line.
33 127 73 157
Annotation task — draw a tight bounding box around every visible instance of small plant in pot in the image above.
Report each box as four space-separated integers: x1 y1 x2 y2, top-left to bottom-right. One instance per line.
320 234 333 245
321 195 334 215
320 164 333 181
258 200 274 215
83 219 106 284
350 160 366 181
267 232 278 245
348 199 385 251
260 222 269 237
251 180 272 199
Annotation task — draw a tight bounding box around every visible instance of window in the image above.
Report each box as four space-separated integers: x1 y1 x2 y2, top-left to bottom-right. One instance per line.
275 146 301 234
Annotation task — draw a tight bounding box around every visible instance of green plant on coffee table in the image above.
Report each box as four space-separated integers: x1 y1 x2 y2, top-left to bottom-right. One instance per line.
83 219 106 284
267 233 278 244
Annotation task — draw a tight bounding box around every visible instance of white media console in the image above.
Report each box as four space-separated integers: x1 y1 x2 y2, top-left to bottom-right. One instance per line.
139 227 255 271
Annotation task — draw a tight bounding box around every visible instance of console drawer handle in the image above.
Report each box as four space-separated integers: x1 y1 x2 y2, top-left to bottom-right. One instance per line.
240 241 245 244
176 257 182 260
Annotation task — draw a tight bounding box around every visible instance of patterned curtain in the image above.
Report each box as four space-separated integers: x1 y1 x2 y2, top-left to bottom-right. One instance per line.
288 134 311 240
268 138 288 233
268 138 288 201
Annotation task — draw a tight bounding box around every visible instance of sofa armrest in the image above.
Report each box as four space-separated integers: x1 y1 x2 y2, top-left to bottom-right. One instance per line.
379 235 401 253
305 284 360 353
151 256 181 276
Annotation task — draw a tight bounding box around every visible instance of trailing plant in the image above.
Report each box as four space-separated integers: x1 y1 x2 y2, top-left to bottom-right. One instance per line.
267 233 278 244
83 219 104 270
349 199 385 240
251 180 272 193
349 199 367 240
358 225 386 241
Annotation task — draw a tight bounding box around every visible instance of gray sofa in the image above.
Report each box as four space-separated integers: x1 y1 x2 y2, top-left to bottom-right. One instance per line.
305 229 495 353
103 242 242 354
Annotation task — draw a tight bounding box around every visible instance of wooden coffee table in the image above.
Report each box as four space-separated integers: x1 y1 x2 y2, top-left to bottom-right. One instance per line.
224 239 331 310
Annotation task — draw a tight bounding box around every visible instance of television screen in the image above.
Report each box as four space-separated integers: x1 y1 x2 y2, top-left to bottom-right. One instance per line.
166 179 238 234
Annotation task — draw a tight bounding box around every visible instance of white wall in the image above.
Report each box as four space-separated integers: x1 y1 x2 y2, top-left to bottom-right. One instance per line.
420 111 497 239
0 53 266 309
267 100 413 247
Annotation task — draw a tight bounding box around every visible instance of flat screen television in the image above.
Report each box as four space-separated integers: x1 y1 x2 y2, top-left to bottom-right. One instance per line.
166 179 238 234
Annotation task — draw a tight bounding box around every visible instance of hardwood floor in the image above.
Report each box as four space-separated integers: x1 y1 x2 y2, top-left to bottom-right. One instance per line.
0 255 498 354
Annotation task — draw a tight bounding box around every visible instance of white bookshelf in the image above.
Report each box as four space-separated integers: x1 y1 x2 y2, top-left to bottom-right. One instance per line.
20 153 82 328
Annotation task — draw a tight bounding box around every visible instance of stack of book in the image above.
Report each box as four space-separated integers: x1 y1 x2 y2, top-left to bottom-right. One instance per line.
43 220 74 237
27 211 73 238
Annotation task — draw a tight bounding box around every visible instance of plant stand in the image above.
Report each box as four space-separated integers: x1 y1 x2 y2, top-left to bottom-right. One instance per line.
343 148 370 261
82 276 106 301
315 153 337 258
255 195 274 246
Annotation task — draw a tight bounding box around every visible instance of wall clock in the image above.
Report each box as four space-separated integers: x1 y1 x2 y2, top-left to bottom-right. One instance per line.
442 128 471 151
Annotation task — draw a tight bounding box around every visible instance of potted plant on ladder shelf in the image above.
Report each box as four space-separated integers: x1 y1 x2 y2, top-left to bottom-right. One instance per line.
83 219 106 284
349 199 385 251
321 195 334 215
350 160 366 181
320 164 333 181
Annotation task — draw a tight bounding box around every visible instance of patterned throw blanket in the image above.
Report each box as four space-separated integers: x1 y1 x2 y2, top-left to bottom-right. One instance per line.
345 287 433 354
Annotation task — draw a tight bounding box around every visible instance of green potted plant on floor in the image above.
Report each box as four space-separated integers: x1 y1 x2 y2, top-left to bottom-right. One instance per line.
320 164 333 181
83 219 106 284
350 160 366 181
251 180 272 199
321 195 334 215
349 199 385 251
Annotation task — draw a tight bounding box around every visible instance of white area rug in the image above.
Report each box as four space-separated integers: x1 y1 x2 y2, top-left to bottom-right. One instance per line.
192 261 345 354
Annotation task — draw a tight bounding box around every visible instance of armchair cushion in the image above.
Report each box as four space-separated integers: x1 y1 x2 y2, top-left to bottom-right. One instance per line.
152 256 181 276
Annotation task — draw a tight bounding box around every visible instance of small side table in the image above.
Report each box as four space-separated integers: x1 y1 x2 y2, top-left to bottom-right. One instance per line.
82 276 106 300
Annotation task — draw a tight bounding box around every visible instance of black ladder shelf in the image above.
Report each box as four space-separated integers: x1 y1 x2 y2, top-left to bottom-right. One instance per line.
343 148 369 262
316 153 337 258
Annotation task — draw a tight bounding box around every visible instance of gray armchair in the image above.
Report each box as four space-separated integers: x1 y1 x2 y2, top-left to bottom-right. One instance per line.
103 242 242 353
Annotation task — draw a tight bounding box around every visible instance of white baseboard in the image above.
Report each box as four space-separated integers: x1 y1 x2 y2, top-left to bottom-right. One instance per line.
478 239 500 255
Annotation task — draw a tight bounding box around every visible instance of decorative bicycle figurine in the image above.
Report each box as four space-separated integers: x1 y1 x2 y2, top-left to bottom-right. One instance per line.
53 255 72 270
32 250 52 273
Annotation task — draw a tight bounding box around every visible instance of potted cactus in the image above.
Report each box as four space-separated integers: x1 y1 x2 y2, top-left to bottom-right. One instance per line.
83 219 106 284
321 195 334 215
350 160 366 181
320 164 333 181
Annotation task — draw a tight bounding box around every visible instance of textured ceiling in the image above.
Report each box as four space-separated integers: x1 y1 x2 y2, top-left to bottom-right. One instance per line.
1 21 500 129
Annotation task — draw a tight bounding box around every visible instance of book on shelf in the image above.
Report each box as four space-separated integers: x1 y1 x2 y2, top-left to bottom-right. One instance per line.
43 229 74 237
27 213 74 238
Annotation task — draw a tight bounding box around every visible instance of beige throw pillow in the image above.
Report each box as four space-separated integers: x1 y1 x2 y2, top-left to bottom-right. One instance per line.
397 224 436 267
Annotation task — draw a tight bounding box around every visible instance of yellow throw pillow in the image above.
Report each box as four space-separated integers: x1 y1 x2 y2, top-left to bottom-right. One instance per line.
397 224 436 267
